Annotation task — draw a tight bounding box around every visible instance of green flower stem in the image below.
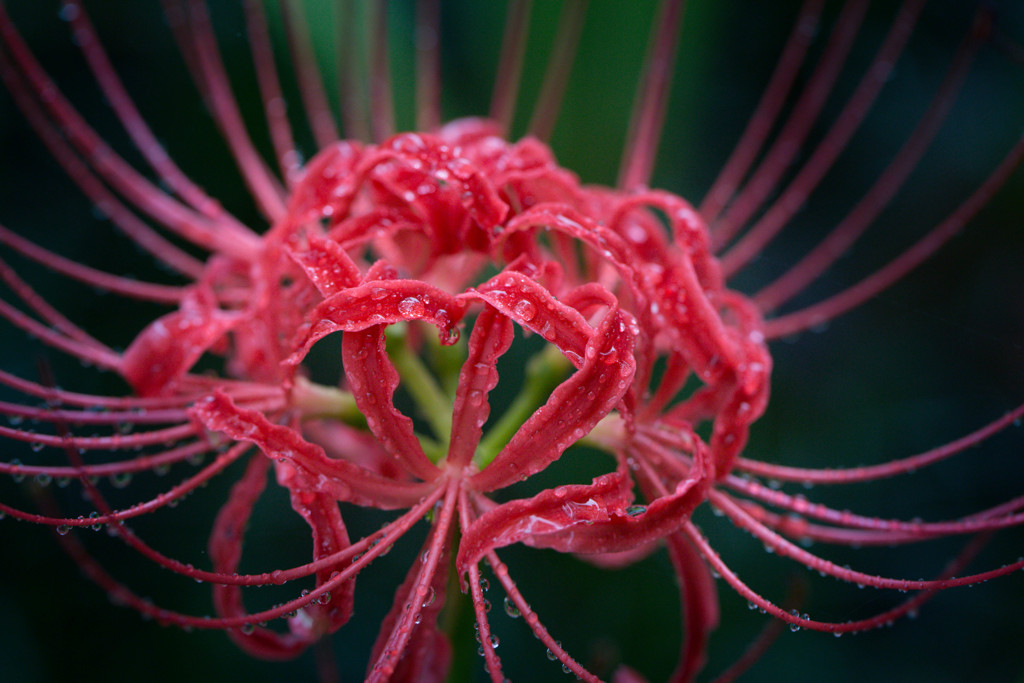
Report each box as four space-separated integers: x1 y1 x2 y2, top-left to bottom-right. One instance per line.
442 527 474 683
475 344 571 468
418 434 448 463
291 376 364 426
386 324 454 448
292 375 446 460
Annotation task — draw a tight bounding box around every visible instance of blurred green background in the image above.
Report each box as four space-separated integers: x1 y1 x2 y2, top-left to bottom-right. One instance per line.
1 1 1023 681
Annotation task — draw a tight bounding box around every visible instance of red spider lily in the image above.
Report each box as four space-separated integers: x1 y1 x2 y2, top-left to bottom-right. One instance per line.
0 1 1022 682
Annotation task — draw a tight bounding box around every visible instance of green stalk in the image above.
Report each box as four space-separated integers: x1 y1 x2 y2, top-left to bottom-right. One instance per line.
291 377 364 426
442 526 475 683
476 344 570 467
386 324 454 450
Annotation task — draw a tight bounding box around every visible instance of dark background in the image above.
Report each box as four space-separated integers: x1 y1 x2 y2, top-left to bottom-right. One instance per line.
1 1 1023 681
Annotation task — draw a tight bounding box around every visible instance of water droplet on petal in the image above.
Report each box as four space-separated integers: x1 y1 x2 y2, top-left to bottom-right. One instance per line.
398 297 426 318
513 299 537 321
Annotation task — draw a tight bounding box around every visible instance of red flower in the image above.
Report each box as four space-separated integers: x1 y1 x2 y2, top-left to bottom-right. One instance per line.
0 2 1022 682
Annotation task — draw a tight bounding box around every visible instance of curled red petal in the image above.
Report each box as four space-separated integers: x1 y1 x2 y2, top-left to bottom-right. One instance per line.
502 203 640 288
287 234 361 296
376 131 509 236
559 282 620 320
285 279 466 366
461 444 712 572
279 483 354 641
472 269 593 366
446 307 514 468
191 391 434 507
457 468 634 576
342 326 442 482
122 286 237 396
209 455 308 659
329 206 420 250
286 139 363 223
522 473 707 556
468 307 637 492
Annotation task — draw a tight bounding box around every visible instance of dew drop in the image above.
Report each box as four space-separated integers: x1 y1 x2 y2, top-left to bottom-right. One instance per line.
503 596 521 618
110 472 133 489
788 608 803 631
513 299 537 321
398 297 426 318
10 459 25 483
